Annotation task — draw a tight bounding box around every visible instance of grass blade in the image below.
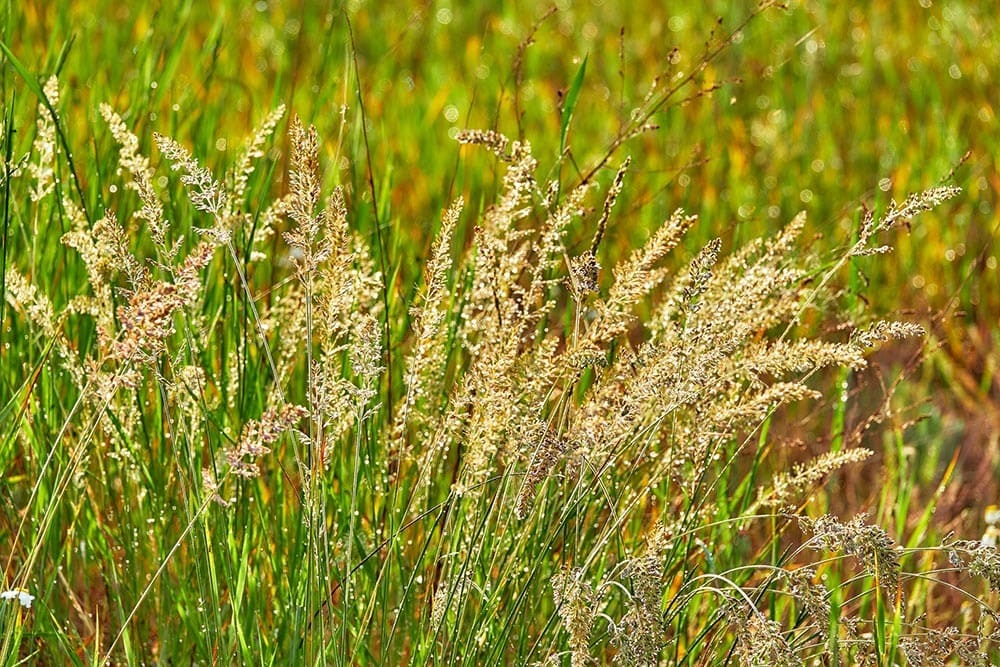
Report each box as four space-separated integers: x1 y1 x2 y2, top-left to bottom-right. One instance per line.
559 53 588 156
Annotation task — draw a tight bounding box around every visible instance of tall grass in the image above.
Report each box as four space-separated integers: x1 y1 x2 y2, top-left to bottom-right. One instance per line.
2 1 999 665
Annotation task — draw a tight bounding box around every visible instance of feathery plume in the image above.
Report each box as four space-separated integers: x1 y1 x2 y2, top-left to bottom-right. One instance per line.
551 568 598 667
28 75 59 202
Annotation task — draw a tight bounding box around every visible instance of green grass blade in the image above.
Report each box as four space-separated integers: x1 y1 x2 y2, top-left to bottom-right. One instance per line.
559 53 587 156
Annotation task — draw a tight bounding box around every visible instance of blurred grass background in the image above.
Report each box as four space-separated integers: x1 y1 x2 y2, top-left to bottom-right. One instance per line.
2 0 999 658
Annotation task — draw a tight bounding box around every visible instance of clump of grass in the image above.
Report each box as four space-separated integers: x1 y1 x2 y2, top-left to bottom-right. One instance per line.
1 13 996 667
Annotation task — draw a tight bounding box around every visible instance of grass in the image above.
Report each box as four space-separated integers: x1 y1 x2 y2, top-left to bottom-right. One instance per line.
2 0 999 665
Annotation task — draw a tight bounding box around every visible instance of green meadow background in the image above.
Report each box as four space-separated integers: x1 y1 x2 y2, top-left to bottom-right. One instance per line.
2 0 999 663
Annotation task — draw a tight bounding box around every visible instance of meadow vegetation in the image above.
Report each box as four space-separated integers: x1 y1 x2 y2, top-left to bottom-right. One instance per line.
2 1 999 664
